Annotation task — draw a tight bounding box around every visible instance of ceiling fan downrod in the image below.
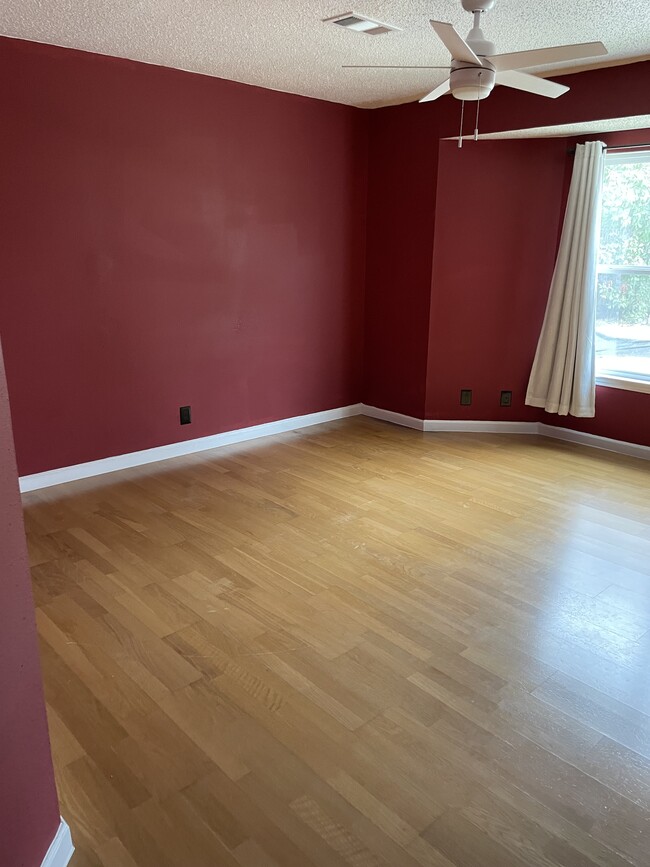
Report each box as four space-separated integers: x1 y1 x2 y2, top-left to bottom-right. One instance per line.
465 10 496 59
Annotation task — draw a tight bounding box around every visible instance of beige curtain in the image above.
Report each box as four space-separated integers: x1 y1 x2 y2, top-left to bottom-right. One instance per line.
526 141 604 417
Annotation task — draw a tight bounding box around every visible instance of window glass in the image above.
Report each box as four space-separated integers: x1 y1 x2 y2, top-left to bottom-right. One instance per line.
596 151 650 382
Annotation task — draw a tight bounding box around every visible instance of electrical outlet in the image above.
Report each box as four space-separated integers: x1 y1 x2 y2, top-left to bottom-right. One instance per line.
179 405 192 425
500 390 512 407
460 389 472 406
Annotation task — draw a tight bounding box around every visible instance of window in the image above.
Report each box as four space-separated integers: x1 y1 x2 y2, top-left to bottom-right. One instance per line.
595 150 650 392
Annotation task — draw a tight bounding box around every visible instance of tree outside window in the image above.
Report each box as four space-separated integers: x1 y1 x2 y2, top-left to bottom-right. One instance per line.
596 150 650 383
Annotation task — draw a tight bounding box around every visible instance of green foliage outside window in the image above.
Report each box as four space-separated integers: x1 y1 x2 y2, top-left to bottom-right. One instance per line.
597 273 650 326
597 159 650 326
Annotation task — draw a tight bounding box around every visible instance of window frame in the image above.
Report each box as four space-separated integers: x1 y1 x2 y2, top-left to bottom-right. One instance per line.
595 148 650 394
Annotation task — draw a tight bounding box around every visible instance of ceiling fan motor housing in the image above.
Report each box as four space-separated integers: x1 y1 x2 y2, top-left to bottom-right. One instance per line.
450 62 495 100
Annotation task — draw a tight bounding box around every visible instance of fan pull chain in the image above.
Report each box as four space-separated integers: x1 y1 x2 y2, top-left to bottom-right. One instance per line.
474 72 482 141
458 99 465 149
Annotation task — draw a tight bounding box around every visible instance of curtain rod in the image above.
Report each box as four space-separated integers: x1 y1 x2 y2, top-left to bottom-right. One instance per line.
607 142 650 150
567 142 650 154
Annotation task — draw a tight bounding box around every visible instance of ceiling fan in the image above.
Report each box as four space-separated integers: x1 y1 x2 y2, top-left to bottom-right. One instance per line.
345 0 608 105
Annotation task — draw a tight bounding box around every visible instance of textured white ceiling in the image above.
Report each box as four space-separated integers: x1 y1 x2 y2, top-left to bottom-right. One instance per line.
1 1 648 108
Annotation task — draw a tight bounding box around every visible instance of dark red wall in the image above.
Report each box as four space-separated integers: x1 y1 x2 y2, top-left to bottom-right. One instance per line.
363 61 650 421
424 132 650 444
0 40 648 867
0 339 60 866
549 387 650 446
364 60 650 444
0 38 367 476
363 108 438 418
1 41 649 470
425 138 567 421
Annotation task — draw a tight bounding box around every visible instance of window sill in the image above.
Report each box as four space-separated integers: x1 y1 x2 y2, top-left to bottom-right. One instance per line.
596 374 650 395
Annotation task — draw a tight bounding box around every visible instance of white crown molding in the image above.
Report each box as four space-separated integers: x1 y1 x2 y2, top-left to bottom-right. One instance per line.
19 404 363 492
41 818 74 867
18 403 648 493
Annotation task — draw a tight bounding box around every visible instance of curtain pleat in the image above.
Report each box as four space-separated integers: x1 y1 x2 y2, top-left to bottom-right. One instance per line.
525 141 605 417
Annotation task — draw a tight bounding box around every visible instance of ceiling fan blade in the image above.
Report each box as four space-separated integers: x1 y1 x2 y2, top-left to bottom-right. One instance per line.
496 70 569 98
343 65 451 69
419 79 451 103
489 41 607 72
430 21 481 65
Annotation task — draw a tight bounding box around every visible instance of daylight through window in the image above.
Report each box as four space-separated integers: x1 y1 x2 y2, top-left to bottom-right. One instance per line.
596 149 650 385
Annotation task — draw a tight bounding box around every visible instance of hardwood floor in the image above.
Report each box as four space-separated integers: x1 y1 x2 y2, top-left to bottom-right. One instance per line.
24 417 650 867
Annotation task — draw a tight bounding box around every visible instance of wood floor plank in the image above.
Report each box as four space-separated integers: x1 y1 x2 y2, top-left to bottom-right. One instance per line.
23 418 650 866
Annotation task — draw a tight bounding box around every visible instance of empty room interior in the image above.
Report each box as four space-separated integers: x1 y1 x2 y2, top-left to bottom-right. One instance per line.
2 1 650 866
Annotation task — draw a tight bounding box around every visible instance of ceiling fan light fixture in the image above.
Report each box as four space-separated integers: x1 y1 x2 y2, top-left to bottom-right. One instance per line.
461 0 496 11
452 86 489 100
450 65 495 100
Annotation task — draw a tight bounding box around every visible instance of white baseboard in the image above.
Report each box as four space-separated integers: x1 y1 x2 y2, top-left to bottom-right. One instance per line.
18 402 648 493
538 423 650 461
423 419 539 434
41 818 74 867
361 405 538 435
19 404 363 492
362 405 648 459
360 404 425 430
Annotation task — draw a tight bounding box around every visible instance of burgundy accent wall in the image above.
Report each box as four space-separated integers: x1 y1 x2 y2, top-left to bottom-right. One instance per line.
425 138 567 421
0 339 60 866
1 42 649 468
549 387 650 446
0 38 367 476
364 60 650 443
363 108 438 418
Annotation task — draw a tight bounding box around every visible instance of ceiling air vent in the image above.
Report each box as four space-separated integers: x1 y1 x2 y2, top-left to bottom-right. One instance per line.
325 12 400 36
